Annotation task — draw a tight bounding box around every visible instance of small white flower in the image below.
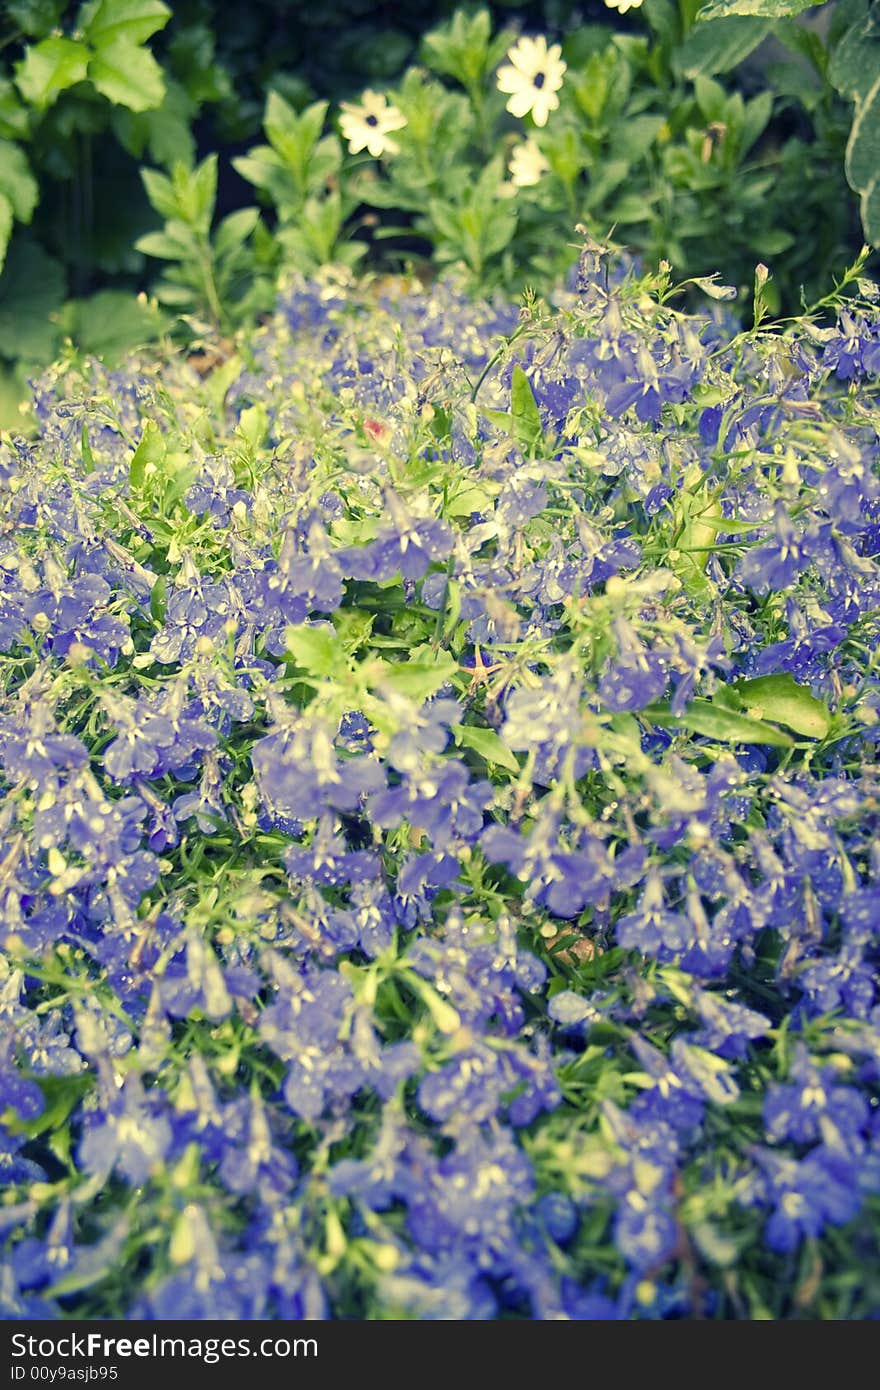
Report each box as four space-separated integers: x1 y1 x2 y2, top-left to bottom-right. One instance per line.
508 138 550 188
496 35 566 128
604 0 645 12
339 89 407 158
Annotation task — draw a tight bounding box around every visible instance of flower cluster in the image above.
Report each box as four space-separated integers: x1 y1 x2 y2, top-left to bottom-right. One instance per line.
1 238 880 1320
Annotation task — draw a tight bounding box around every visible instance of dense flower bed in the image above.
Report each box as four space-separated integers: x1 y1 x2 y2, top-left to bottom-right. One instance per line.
2 241 880 1319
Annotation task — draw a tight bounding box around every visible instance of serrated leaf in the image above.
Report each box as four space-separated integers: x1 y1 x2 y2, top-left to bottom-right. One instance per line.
453 724 521 774
0 78 29 141
60 289 166 363
129 420 165 488
286 623 344 677
674 16 770 78
0 141 38 223
733 673 831 738
89 35 166 111
846 73 880 195
80 0 171 47
14 36 90 109
8 1 66 39
646 698 793 746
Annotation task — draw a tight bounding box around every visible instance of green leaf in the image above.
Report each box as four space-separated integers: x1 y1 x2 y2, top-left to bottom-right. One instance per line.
14 36 90 109
697 0 823 17
236 401 268 449
80 423 95 473
140 166 177 219
112 76 196 168
286 623 345 678
0 79 29 141
846 73 880 195
88 35 166 111
828 12 880 99
509 365 543 447
861 175 880 246
134 224 197 260
12 1074 92 1140
214 206 259 259
7 1 66 38
80 0 171 47
646 699 793 747
482 365 543 452
381 648 459 702
0 239 65 361
674 16 770 78
0 195 12 276
732 674 831 738
0 142 37 225
129 420 165 489
263 93 330 192
59 289 167 364
453 724 521 774
150 573 166 624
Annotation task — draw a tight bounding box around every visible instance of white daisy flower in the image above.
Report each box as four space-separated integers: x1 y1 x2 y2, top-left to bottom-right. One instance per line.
339 90 407 158
496 35 567 128
604 0 645 12
509 138 550 188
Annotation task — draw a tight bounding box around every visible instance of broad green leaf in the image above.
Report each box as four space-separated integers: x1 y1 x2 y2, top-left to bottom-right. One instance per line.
732 674 831 739
59 289 166 364
846 73 880 195
381 649 459 702
89 35 166 111
647 698 793 746
8 1 66 38
0 142 38 224
697 0 823 17
0 79 29 140
286 623 345 678
0 360 34 430
129 420 165 489
80 0 171 47
0 239 65 360
674 16 770 78
237 402 268 449
829 12 880 99
445 484 497 517
112 77 196 168
453 725 521 774
14 36 89 109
